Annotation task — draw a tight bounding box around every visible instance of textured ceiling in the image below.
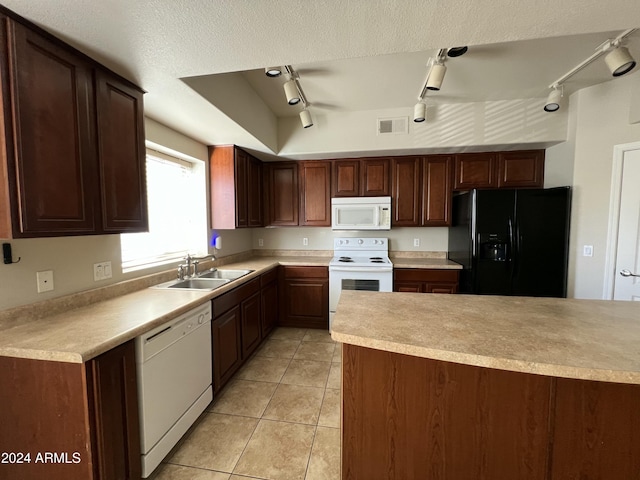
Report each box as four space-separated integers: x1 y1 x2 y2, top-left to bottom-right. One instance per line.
3 0 640 156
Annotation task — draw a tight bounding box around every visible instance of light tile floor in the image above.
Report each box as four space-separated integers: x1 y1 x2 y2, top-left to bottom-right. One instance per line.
154 327 341 480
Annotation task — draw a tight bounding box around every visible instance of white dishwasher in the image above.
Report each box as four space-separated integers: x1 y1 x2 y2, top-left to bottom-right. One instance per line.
136 302 213 478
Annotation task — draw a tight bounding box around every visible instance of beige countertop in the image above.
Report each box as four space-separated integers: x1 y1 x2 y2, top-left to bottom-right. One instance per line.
0 256 330 363
331 291 640 385
391 258 462 269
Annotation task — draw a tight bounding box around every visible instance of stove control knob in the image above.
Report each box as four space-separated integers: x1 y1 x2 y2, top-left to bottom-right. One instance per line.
358 239 364 245
373 239 379 245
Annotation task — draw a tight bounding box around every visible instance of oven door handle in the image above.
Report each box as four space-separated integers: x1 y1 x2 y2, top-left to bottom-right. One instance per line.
330 266 392 272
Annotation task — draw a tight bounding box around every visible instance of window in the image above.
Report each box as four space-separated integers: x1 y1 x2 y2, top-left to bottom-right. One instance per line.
121 148 207 272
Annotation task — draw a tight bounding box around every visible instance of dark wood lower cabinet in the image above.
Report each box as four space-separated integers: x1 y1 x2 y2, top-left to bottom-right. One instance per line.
341 344 640 480
241 291 262 358
279 266 329 329
212 306 242 394
87 341 141 480
261 274 278 337
0 341 141 480
393 268 459 294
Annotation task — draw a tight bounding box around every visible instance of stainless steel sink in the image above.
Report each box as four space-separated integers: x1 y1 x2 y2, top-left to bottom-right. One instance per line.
197 269 253 280
153 277 230 290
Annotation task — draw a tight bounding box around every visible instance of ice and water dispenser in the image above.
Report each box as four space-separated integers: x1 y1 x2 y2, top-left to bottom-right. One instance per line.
478 233 508 261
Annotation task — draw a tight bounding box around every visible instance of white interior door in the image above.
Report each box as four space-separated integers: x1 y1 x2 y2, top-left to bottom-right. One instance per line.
613 147 640 300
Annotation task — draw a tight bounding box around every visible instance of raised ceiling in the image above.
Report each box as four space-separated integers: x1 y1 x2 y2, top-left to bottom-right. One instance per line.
2 0 639 157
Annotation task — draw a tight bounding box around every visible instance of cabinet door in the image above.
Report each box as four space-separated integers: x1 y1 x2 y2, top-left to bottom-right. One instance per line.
394 282 424 293
261 280 278 337
212 306 242 393
234 149 249 227
454 153 497 190
332 159 359 197
361 158 390 196
266 162 299 226
241 291 262 358
300 161 331 226
88 340 141 480
280 267 329 329
8 21 97 236
247 155 263 227
425 283 458 294
96 72 147 233
421 155 453 226
497 150 544 188
392 157 421 226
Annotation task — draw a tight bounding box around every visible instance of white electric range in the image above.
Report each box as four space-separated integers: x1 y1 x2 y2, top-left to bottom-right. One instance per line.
328 237 393 328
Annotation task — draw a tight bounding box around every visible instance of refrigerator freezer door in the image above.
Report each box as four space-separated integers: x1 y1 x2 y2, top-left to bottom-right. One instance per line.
512 187 570 297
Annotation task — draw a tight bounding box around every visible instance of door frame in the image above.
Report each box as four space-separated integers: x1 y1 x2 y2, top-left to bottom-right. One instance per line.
603 141 640 299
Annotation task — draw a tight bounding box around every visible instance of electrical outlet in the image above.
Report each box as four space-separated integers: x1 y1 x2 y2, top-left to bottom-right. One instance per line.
258 238 264 247
94 261 113 281
303 237 309 246
413 238 420 247
36 270 54 293
583 245 593 257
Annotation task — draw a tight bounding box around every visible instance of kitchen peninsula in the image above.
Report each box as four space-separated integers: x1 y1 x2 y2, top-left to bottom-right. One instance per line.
331 291 640 480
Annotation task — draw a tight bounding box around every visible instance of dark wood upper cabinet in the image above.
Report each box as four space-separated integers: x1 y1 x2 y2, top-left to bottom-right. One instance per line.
331 157 390 198
332 159 359 197
265 161 299 226
0 12 147 238
299 161 331 226
392 157 421 226
96 72 147 233
2 19 98 237
209 145 264 229
454 152 498 190
361 158 390 196
421 155 453 226
497 150 545 188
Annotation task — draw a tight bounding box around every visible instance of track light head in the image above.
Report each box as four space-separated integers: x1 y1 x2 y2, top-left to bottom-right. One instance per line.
284 80 301 105
447 46 468 57
300 109 313 128
265 66 282 77
426 63 446 91
605 46 636 77
413 102 426 123
544 87 563 112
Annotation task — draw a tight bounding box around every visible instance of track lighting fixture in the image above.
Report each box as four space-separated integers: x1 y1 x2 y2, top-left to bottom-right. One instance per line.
426 62 446 91
413 102 426 122
543 29 637 112
300 108 313 128
544 86 563 112
283 79 301 105
265 66 282 77
605 46 636 77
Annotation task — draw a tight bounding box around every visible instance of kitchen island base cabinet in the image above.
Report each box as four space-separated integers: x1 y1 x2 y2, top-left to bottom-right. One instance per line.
0 341 141 480
341 344 640 480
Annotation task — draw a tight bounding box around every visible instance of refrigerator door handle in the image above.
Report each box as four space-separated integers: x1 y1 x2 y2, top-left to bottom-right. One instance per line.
508 217 515 261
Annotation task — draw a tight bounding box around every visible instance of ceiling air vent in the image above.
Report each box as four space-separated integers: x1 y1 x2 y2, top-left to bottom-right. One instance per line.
377 116 409 135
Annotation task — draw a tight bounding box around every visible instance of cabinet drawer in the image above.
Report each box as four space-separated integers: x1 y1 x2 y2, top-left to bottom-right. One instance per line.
260 267 278 286
394 269 459 283
212 278 260 316
283 266 328 279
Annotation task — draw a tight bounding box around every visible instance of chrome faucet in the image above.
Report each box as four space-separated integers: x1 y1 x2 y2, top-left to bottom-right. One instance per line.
192 254 215 276
181 253 215 277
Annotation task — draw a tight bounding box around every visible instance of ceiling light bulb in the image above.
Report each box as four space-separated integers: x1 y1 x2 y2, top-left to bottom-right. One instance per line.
604 46 636 77
413 102 426 122
284 80 301 105
265 66 282 77
300 109 313 128
544 88 563 112
447 46 468 57
426 63 446 91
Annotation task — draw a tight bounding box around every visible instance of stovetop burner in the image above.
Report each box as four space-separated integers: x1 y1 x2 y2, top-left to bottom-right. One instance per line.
339 257 354 262
371 259 384 263
370 257 383 260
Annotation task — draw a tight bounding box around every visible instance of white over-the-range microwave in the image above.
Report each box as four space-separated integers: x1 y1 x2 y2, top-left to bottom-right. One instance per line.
331 196 391 230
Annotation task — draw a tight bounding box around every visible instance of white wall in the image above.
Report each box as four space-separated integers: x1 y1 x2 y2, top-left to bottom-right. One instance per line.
252 227 448 253
0 118 254 311
278 98 568 159
566 70 640 299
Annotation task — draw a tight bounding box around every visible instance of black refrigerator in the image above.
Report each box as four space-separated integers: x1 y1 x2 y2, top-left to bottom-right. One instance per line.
448 187 571 297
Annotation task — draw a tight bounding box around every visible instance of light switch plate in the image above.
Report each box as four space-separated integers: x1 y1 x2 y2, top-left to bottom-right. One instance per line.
583 245 593 257
36 270 54 293
94 261 112 281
